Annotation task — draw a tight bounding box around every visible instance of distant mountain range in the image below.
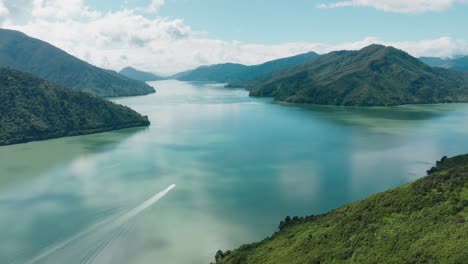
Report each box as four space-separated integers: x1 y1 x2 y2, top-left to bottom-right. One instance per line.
420 56 468 71
237 45 468 106
119 66 164 82
0 68 150 146
216 154 468 264
0 29 155 97
171 51 318 83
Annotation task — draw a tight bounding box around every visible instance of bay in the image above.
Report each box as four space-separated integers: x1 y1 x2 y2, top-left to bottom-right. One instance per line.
1 80 468 264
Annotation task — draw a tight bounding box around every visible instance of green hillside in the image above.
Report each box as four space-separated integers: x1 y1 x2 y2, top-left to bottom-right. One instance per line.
420 56 468 71
245 45 468 106
0 28 155 97
0 68 150 146
451 56 468 71
119 66 163 82
172 52 318 83
173 63 248 82
214 154 468 264
419 57 453 68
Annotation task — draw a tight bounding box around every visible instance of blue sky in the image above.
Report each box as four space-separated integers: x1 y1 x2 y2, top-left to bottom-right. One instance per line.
2 0 468 74
86 0 468 44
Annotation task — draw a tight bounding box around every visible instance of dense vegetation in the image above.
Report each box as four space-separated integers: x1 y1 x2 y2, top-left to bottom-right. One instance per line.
420 56 468 71
214 154 468 264
242 45 468 106
0 29 155 97
0 68 150 146
119 66 163 82
172 52 318 83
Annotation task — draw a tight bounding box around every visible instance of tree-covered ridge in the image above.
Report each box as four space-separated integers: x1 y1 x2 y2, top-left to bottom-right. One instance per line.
451 56 468 71
0 28 155 97
119 66 163 82
243 45 468 106
214 154 468 264
173 63 248 83
172 51 318 83
420 56 468 71
0 68 150 146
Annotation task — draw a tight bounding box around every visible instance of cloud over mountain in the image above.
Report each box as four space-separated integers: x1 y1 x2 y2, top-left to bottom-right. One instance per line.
0 0 467 74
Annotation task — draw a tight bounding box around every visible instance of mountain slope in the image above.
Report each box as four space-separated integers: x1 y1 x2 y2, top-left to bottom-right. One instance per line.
420 56 468 71
172 52 318 83
247 45 468 106
451 56 468 71
0 68 150 146
173 63 248 82
0 28 155 97
215 154 468 264
419 57 453 68
119 66 163 82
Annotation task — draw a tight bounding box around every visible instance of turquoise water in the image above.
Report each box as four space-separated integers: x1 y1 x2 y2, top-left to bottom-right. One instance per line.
1 80 468 264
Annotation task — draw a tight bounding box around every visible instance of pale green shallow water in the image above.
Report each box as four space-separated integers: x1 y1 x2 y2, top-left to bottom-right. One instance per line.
1 80 468 264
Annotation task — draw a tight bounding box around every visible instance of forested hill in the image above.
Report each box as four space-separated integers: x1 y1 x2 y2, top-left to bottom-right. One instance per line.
0 68 150 146
0 28 155 97
172 51 318 83
245 45 468 106
451 56 468 71
214 154 468 264
119 66 164 82
420 56 468 71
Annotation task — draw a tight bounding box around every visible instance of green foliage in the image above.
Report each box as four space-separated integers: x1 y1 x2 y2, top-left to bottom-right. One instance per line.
173 52 318 83
0 68 150 146
119 66 163 82
217 154 468 264
426 156 448 174
245 45 468 106
0 29 155 97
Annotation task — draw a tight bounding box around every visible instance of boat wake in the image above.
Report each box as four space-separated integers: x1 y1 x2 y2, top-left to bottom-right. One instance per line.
16 184 176 264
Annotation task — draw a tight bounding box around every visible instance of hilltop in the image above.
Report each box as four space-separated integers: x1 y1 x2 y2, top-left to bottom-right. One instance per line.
0 68 150 146
244 45 468 106
0 29 155 97
119 66 164 82
172 52 318 83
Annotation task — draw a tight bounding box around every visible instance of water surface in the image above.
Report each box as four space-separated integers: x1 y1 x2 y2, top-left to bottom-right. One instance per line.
1 80 468 264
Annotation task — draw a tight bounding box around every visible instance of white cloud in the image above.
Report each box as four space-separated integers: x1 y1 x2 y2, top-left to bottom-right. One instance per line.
147 0 165 13
318 0 468 14
0 1 10 24
0 1 8 16
0 0 467 75
31 0 100 20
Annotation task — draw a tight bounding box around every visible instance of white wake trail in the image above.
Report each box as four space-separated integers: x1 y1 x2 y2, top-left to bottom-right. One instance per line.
20 184 176 264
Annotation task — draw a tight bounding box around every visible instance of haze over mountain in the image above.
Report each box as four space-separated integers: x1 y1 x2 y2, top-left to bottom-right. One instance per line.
215 154 468 264
241 45 468 106
172 51 318 83
420 56 468 71
119 66 164 82
0 29 155 97
0 68 150 146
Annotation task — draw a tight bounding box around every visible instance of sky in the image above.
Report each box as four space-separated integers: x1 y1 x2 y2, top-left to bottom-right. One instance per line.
1 0 468 75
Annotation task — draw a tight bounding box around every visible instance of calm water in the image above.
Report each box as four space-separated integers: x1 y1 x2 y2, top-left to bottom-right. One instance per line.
1 80 468 264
